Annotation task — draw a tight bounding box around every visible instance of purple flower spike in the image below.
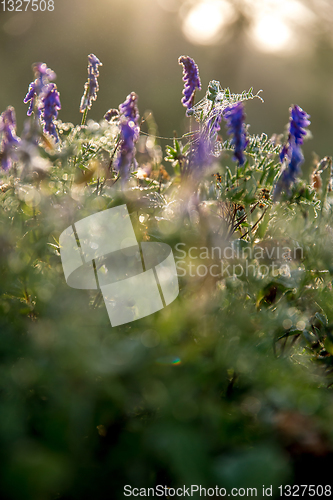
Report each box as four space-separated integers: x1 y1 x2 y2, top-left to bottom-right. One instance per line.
178 55 201 110
119 92 140 124
289 104 310 145
0 106 20 170
223 102 248 166
118 92 140 143
40 83 61 142
114 92 140 184
24 62 56 117
114 116 138 183
80 54 102 113
275 104 310 197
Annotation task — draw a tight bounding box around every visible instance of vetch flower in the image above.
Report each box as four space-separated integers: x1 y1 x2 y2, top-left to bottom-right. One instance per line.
178 55 201 111
118 91 140 142
223 102 248 166
24 62 56 117
275 104 311 197
289 105 311 145
39 83 61 142
113 92 140 185
104 108 119 122
0 106 20 170
119 92 140 126
114 116 138 184
80 54 102 114
279 105 310 163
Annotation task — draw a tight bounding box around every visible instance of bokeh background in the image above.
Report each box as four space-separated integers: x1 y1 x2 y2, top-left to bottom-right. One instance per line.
1 0 333 164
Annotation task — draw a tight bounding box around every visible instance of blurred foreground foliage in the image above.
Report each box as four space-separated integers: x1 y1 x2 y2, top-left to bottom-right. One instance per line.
1 63 333 499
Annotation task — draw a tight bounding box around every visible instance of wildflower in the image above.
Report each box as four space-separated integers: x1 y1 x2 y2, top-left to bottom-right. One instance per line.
289 105 310 145
223 102 248 166
104 108 119 122
118 92 140 142
275 105 311 196
178 55 201 111
80 54 102 113
39 83 61 142
0 106 20 170
119 92 140 127
114 116 138 184
24 62 56 117
113 92 140 184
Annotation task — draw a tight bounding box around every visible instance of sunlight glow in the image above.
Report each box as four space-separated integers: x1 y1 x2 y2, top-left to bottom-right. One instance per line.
247 0 315 54
251 15 293 53
182 0 236 45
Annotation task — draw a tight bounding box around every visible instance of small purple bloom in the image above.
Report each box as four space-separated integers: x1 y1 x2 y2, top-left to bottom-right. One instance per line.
289 105 310 145
0 106 20 170
104 108 119 122
119 92 140 125
114 92 140 184
24 62 56 117
178 55 201 110
39 83 61 142
114 116 138 184
24 82 38 117
223 102 248 166
275 104 311 197
80 54 102 113
118 92 140 141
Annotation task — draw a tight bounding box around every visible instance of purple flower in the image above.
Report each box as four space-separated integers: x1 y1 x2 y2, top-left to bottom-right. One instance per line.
0 106 20 170
114 92 140 184
39 83 61 142
280 105 310 162
114 116 138 183
223 102 248 166
24 82 38 117
119 92 140 125
289 105 310 145
104 108 119 122
178 56 201 110
24 62 56 117
80 54 102 113
275 105 311 196
118 92 140 142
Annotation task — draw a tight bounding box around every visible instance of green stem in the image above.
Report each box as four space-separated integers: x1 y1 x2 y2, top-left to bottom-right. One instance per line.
81 107 88 126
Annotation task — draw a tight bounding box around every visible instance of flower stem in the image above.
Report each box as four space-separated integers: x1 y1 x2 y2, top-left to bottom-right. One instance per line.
81 107 88 126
